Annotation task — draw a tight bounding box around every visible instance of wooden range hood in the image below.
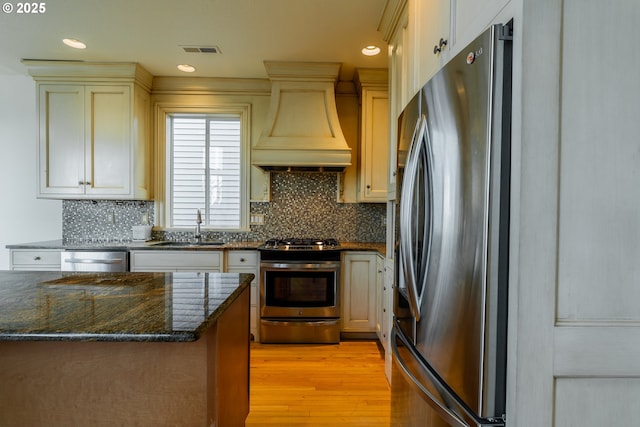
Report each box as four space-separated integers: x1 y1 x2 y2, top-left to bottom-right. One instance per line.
252 61 352 172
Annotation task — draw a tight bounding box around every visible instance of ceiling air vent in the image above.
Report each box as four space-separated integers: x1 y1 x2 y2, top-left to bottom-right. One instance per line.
181 46 221 54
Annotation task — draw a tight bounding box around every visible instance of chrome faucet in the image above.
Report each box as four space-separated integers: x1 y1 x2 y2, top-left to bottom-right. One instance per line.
195 209 202 243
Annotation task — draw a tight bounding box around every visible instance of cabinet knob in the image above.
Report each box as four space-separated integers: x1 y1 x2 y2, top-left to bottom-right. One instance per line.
33 256 41 261
240 258 246 262
366 185 371 189
433 38 448 54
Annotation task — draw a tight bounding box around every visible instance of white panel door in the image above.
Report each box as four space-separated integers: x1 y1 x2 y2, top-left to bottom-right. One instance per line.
511 1 640 425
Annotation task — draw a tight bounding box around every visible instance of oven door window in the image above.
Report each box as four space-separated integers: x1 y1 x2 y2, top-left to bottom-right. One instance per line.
265 271 336 308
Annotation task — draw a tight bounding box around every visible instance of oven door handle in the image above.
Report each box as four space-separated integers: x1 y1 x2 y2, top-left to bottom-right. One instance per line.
261 319 340 326
261 262 340 270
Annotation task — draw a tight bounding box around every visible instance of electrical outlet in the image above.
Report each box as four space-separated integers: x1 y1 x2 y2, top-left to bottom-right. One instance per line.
250 214 265 225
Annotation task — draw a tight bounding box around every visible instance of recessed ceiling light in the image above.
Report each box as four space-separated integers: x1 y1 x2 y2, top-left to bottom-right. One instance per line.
177 64 196 73
62 38 87 49
361 45 381 56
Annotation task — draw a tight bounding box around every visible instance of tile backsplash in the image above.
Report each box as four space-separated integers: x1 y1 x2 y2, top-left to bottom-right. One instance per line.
62 172 386 243
62 200 155 244
251 172 386 242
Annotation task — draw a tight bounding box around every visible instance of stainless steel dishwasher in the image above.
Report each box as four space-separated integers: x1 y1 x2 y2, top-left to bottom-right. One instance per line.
61 251 129 272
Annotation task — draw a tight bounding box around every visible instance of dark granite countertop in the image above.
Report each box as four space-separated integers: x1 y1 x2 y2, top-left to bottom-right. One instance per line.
5 239 263 251
6 239 386 255
0 270 253 342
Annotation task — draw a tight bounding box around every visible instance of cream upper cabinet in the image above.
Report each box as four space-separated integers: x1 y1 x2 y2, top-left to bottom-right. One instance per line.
385 5 408 199
25 61 152 200
382 0 512 102
413 0 451 90
453 0 512 55
354 69 389 203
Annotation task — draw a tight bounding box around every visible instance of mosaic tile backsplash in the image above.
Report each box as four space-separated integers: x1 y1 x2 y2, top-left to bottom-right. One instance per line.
251 172 386 242
62 172 386 243
62 200 155 244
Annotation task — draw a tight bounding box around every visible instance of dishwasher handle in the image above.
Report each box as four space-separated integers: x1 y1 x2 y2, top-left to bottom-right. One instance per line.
64 258 124 264
61 251 129 272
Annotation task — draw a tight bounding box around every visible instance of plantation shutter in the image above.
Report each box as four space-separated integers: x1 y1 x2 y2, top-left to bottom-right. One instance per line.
170 116 241 229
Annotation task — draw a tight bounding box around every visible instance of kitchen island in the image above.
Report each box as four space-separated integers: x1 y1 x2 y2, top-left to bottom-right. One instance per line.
0 270 253 427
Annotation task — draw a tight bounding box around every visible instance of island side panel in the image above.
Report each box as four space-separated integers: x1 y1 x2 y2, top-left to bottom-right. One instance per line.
0 285 251 427
0 338 209 426
214 284 251 426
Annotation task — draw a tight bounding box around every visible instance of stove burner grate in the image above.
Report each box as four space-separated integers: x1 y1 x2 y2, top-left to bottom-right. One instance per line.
261 238 340 250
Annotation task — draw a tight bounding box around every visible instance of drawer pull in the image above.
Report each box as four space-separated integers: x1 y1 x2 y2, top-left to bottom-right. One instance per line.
33 256 41 261
240 258 246 262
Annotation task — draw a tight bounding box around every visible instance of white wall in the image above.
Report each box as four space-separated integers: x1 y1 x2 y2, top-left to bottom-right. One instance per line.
0 74 62 269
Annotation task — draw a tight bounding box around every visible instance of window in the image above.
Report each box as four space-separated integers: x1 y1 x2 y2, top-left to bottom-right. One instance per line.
168 114 245 229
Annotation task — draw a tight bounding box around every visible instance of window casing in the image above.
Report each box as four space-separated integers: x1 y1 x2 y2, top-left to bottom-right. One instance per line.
165 109 249 231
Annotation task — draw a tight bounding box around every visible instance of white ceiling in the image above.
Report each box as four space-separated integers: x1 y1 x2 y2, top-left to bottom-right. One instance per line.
0 0 389 81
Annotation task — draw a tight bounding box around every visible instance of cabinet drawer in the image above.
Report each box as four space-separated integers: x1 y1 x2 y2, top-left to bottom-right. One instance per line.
11 250 61 269
226 251 259 267
131 250 222 271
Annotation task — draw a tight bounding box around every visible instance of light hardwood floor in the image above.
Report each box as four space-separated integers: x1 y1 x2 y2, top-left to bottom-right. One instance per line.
245 340 391 427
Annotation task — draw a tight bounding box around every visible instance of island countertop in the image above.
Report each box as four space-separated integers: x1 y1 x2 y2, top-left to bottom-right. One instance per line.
0 270 253 342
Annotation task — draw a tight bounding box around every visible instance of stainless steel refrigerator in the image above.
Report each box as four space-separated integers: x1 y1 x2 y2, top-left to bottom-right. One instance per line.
392 22 513 427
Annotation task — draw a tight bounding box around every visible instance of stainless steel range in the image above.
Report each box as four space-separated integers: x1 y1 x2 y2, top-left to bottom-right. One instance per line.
258 238 341 344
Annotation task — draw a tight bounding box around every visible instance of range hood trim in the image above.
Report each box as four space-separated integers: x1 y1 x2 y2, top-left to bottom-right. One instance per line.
253 61 352 171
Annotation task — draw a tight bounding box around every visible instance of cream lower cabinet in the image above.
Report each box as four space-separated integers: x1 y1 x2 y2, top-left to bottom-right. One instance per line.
341 251 380 334
24 61 152 200
130 249 260 340
10 249 62 271
225 250 260 342
377 256 391 349
129 251 222 272
382 258 394 383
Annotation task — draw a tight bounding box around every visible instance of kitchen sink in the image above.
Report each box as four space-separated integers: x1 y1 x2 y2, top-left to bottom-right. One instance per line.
151 241 224 247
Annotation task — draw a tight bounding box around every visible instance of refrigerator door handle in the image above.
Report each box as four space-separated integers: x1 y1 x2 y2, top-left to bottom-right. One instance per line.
392 323 506 427
399 117 427 321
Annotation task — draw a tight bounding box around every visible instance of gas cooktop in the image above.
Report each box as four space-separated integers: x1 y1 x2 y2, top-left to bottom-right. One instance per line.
260 238 340 251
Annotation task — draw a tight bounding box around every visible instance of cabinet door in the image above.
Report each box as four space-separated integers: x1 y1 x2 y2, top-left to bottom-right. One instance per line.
38 85 85 196
414 0 451 89
454 0 511 53
341 252 378 333
84 85 131 197
225 250 260 341
375 255 385 342
359 90 390 203
130 251 222 272
387 8 408 199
